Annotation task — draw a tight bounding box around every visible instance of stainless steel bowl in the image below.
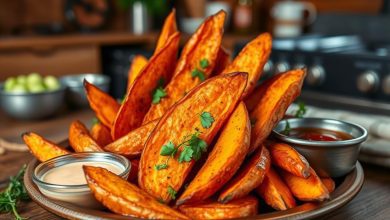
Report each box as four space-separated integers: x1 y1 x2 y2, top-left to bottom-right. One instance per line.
33 152 130 209
272 118 367 178
60 74 110 108
0 83 65 120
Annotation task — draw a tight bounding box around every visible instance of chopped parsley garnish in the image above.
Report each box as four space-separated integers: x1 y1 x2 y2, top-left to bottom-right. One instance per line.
154 164 168 170
282 120 291 135
91 117 100 126
191 59 209 81
191 68 205 81
200 112 214 128
167 186 177 200
178 146 194 163
156 131 208 170
294 101 307 118
160 141 176 156
152 78 167 104
200 59 209 69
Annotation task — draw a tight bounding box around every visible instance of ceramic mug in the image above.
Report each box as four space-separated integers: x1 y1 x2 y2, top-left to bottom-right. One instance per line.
271 1 317 38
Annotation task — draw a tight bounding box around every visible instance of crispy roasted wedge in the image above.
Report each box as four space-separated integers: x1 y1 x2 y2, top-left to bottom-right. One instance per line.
126 9 177 89
280 167 330 202
83 166 189 219
22 132 69 162
84 80 120 129
218 146 271 203
104 119 158 158
69 120 103 152
127 55 148 88
155 9 178 54
177 102 251 205
143 11 226 124
139 72 248 203
221 33 272 98
179 196 258 219
266 141 310 178
321 177 336 193
256 167 296 210
213 47 231 75
90 122 113 146
249 68 306 153
112 33 180 139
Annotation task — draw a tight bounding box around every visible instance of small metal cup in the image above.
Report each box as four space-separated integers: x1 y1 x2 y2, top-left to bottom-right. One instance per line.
272 118 367 177
33 152 130 209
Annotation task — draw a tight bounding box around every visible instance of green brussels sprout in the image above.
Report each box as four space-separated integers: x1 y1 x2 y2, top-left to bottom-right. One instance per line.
28 83 46 93
4 77 17 91
44 75 60 91
16 75 27 85
27 73 43 85
10 84 28 93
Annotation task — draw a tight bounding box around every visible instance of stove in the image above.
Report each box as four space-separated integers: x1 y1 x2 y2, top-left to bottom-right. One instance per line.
236 35 390 115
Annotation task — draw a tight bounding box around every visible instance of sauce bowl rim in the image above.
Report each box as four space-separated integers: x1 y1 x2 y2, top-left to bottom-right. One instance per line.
33 152 130 191
272 117 368 147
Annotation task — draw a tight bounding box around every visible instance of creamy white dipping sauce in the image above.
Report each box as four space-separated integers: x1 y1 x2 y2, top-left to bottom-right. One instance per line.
42 161 123 185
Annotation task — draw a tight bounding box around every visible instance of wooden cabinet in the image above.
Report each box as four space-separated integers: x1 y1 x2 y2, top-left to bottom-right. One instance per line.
0 45 100 80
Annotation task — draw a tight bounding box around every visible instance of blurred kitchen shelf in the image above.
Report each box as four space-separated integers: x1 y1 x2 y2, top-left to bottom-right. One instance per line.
0 31 256 80
0 32 255 51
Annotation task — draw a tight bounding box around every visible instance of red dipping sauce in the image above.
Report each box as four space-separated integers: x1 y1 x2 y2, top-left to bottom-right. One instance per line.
288 127 353 141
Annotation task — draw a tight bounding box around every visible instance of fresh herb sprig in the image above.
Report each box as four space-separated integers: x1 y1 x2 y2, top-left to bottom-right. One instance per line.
154 130 208 170
191 59 209 82
0 165 29 220
294 101 307 118
167 185 177 200
199 112 214 129
152 78 167 104
283 102 307 135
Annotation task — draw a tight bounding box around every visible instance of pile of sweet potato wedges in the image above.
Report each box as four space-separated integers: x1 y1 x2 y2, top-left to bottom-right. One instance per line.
22 10 336 219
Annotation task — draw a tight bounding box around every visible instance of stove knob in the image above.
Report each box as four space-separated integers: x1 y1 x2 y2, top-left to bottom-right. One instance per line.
357 71 379 93
306 65 325 86
263 60 274 77
382 75 390 95
275 61 290 74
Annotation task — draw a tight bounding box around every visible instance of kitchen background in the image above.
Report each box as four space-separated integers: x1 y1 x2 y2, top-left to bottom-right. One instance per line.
0 0 389 167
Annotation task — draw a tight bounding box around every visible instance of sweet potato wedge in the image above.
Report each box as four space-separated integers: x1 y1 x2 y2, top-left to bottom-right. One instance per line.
221 33 272 98
177 102 251 205
139 72 248 203
104 119 158 158
90 122 113 146
126 9 177 89
22 132 70 162
69 120 103 152
83 166 189 219
213 47 231 75
112 32 180 139
155 9 178 54
143 11 226 124
256 167 296 210
218 146 271 203
178 196 258 219
280 167 330 202
321 177 336 193
127 55 148 89
266 141 310 178
249 68 306 153
84 80 120 129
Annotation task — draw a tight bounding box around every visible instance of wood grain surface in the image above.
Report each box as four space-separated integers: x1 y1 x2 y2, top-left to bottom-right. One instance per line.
0 109 389 220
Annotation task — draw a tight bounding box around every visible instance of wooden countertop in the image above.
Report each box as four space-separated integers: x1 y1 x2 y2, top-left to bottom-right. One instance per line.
1 109 388 219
